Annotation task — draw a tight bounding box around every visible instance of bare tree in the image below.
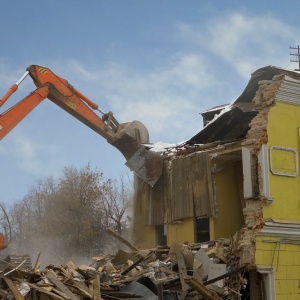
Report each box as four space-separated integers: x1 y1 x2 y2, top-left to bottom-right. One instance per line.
103 172 133 234
7 164 133 264
8 176 57 255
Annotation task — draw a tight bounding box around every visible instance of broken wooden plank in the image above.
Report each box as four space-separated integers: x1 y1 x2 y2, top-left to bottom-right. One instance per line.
55 266 73 284
66 281 93 299
100 295 122 300
3 259 27 276
112 249 139 266
34 252 41 270
46 271 80 300
120 256 144 276
52 288 72 300
184 276 222 300
66 262 81 277
3 276 25 300
204 266 245 286
106 228 139 252
103 291 141 298
27 282 65 300
92 275 101 300
176 251 189 298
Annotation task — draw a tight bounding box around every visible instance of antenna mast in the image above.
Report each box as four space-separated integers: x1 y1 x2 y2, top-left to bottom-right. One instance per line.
290 45 300 71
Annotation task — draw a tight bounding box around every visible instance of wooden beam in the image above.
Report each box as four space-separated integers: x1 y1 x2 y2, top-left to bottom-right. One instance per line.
204 267 245 286
46 271 80 300
3 276 25 300
27 282 65 300
106 228 139 252
184 276 222 300
121 256 144 276
176 251 189 299
92 275 101 300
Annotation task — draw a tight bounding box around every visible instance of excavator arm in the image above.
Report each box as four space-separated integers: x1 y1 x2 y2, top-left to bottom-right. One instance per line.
0 65 162 186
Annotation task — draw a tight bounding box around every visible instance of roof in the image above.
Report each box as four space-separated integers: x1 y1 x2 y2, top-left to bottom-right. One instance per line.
187 66 300 145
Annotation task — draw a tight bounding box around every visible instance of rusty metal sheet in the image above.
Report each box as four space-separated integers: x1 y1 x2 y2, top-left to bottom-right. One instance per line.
126 145 163 187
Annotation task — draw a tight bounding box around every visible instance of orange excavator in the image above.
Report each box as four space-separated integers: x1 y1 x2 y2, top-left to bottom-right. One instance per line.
0 65 163 191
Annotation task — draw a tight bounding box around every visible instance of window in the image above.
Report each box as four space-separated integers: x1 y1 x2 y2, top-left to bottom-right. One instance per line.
156 224 167 246
196 216 210 242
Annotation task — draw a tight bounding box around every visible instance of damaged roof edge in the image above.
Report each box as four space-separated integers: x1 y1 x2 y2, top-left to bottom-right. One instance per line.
187 65 300 145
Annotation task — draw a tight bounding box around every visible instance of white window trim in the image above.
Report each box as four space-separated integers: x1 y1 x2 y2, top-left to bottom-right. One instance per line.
258 144 271 199
256 266 276 300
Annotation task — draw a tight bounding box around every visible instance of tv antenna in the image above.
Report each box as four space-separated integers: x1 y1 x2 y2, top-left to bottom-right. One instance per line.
290 45 300 71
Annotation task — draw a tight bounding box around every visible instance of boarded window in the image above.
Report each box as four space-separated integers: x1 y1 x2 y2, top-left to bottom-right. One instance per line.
145 152 215 226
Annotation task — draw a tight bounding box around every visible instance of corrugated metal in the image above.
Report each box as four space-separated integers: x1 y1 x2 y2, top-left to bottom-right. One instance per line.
145 160 170 226
276 75 300 106
192 153 215 218
170 155 194 221
145 152 215 226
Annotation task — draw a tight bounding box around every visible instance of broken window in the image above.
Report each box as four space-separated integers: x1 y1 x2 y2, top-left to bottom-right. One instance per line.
156 224 167 246
195 216 210 242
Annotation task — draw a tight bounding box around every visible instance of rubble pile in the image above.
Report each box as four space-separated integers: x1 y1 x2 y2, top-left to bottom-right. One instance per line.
0 234 248 300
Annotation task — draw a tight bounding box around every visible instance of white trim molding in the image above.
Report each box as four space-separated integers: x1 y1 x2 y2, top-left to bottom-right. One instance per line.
257 219 300 238
269 145 298 177
257 266 276 300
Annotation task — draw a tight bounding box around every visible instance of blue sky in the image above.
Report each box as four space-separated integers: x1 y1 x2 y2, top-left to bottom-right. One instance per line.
0 1 299 205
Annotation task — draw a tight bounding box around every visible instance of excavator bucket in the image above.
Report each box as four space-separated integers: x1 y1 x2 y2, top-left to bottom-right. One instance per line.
125 145 163 186
108 120 163 186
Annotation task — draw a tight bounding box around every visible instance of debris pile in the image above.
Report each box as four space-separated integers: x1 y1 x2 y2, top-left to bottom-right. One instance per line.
0 231 248 300
0 255 32 272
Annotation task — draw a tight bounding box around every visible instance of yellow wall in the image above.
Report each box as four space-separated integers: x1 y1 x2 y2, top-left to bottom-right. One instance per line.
266 102 300 221
256 236 300 299
167 217 195 244
133 161 245 248
132 179 156 249
211 164 244 239
166 164 244 244
255 102 300 299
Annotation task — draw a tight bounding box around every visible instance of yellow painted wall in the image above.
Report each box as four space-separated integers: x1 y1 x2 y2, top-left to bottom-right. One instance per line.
132 179 156 249
167 217 195 244
133 162 245 248
166 162 245 244
257 102 300 298
266 102 300 221
211 164 244 240
255 236 300 299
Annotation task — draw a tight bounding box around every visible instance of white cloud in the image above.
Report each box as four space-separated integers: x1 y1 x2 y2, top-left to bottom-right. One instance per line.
2 11 297 145
50 53 217 142
107 54 215 138
176 12 298 78
6 132 61 174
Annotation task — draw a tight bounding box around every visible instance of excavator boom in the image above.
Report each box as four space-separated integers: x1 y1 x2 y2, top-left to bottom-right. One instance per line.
0 65 162 186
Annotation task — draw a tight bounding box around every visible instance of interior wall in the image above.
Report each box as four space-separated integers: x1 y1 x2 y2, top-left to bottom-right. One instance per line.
211 162 244 240
131 177 156 249
167 217 195 245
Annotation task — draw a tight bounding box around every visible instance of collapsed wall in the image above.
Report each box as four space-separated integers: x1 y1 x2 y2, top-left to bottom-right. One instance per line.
237 73 293 267
131 66 300 298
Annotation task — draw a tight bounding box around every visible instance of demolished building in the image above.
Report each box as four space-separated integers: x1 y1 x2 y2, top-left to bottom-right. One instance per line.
132 65 300 299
